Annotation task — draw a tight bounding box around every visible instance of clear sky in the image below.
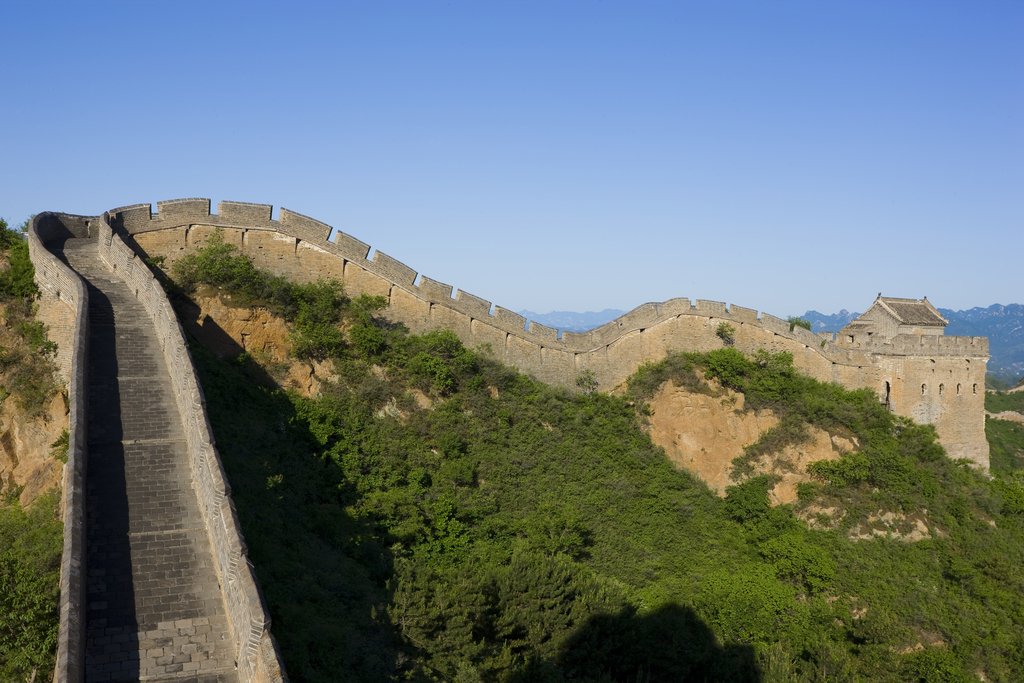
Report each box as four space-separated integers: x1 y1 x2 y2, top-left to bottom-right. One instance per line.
2 1 1021 319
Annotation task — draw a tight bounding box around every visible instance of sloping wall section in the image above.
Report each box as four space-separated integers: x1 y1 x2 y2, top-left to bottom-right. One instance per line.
29 212 286 683
29 213 89 683
111 198 989 469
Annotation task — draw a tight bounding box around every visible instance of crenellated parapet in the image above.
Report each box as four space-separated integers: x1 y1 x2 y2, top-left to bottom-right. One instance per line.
108 197 991 469
110 199 889 359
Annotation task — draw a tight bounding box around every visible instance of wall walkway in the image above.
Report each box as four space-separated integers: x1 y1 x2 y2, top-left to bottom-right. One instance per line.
60 238 237 681
30 214 286 683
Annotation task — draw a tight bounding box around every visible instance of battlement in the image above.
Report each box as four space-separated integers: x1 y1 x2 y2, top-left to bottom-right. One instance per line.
826 330 989 357
103 197 989 471
110 198 896 359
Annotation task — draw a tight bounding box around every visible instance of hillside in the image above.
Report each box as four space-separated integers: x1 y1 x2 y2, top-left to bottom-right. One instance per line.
160 234 1024 683
0 218 69 681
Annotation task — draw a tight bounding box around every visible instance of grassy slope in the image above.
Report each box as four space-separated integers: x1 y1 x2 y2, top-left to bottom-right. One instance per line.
176 233 1024 682
0 217 63 678
190 331 1024 683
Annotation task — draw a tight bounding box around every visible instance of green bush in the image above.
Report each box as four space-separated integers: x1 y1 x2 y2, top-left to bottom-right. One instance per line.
787 316 812 332
0 490 63 681
0 218 38 301
715 321 736 345
986 418 1024 472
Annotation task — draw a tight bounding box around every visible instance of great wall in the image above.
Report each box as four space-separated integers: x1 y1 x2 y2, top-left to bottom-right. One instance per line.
28 198 989 682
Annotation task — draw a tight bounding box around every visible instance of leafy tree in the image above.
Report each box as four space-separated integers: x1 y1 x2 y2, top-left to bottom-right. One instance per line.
0 490 62 681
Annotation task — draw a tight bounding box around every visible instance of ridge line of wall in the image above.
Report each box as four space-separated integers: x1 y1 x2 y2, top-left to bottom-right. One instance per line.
28 213 89 683
108 199 987 365
95 214 287 683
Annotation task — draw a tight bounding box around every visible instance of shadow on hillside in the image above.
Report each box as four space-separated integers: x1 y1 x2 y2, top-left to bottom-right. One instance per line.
510 603 760 683
184 334 406 680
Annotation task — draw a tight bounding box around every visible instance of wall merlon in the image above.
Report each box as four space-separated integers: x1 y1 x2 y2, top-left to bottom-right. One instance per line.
493 306 527 330
589 321 619 347
791 326 819 345
331 231 371 260
453 289 491 317
279 207 332 243
760 313 790 335
109 203 155 233
618 303 661 330
371 251 417 287
561 330 593 348
219 201 274 227
527 320 558 341
157 198 212 220
659 297 691 317
729 305 758 323
418 276 454 300
695 300 727 316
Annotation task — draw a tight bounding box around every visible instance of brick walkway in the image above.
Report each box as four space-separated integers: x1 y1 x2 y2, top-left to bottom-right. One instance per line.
59 239 237 683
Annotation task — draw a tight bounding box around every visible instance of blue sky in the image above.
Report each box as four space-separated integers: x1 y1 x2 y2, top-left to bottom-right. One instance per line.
2 1 1021 318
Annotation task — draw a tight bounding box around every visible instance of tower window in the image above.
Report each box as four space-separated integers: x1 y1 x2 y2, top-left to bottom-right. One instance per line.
922 383 927 395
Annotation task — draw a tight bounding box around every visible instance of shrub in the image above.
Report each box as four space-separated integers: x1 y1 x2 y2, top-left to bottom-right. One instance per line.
787 316 811 332
715 322 735 345
575 369 598 394
0 218 38 301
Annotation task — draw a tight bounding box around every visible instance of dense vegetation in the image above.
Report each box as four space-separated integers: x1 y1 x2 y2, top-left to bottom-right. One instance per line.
0 217 65 679
0 490 63 681
173 233 1024 682
0 218 61 415
985 389 1024 416
984 389 1024 474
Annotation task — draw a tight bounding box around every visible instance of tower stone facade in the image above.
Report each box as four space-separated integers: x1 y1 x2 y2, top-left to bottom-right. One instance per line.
834 296 988 466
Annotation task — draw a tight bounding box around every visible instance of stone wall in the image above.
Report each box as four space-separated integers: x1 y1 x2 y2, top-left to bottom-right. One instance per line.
93 215 286 683
28 213 89 683
112 198 989 468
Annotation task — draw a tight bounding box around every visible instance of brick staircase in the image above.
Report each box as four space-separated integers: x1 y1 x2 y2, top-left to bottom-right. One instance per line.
59 238 238 683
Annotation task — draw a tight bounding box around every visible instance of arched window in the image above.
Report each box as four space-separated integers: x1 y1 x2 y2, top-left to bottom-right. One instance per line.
939 383 944 396
922 383 927 395
957 384 961 395
973 384 977 395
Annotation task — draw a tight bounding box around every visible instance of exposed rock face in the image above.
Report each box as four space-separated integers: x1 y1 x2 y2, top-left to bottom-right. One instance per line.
0 392 67 506
646 381 852 505
180 288 331 398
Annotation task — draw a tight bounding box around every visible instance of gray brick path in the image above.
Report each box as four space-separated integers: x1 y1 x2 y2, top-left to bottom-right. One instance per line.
59 239 237 683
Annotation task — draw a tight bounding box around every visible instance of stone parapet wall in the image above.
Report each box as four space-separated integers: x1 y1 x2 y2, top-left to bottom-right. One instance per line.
93 214 286 683
113 197 989 468
28 213 89 683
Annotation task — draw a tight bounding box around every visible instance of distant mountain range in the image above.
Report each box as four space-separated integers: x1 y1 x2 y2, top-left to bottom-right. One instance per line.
519 304 1024 383
801 304 1024 384
517 309 626 333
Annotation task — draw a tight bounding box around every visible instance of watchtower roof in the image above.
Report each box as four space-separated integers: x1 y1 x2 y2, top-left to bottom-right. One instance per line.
874 295 948 327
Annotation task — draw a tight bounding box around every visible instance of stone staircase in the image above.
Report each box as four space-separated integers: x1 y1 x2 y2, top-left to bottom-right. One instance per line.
59 238 237 683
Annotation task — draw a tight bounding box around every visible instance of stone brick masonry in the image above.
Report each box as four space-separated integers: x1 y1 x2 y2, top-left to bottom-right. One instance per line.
112 198 989 469
62 238 237 682
29 212 286 683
